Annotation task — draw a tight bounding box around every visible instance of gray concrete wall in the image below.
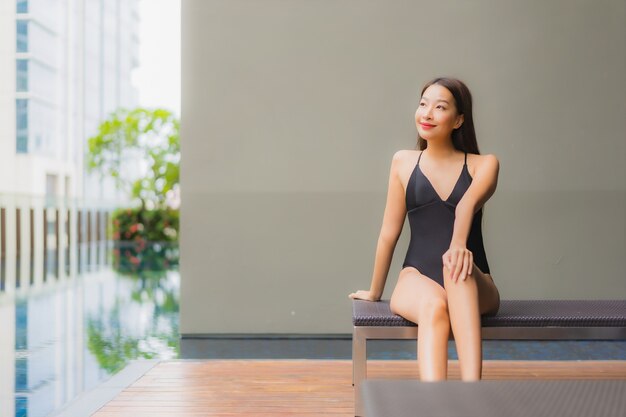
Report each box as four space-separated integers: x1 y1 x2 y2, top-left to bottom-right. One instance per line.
180 0 626 334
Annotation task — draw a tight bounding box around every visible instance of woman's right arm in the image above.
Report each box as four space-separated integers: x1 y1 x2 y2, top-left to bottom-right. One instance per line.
349 151 407 301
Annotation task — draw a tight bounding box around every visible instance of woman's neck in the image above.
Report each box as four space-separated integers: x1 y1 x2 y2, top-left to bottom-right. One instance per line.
423 139 458 160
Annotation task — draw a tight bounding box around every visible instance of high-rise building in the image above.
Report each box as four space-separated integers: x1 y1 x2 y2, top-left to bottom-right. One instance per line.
0 0 139 203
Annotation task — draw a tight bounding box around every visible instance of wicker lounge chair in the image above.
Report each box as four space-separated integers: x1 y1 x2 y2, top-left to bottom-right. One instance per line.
360 379 626 417
352 299 626 416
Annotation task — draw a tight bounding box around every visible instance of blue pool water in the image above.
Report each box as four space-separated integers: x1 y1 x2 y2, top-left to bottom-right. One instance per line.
0 242 179 417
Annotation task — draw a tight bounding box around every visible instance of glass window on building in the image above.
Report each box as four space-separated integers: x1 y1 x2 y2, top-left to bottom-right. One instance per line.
29 59 57 99
29 100 55 155
16 0 28 14
31 0 59 31
29 20 56 66
16 20 28 52
16 99 28 153
16 59 28 92
15 98 55 155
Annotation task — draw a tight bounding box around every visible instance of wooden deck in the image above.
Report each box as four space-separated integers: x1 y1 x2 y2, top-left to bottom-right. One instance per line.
92 360 626 416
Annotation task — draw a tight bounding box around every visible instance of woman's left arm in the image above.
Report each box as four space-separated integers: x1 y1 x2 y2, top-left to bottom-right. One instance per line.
445 154 500 282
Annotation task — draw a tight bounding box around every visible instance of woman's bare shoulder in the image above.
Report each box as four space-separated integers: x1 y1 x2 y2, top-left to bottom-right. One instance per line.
390 149 420 173
390 150 421 188
469 152 499 165
468 153 499 176
392 149 420 163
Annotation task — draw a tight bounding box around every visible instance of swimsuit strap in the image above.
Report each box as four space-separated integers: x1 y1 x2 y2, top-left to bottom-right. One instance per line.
464 151 467 166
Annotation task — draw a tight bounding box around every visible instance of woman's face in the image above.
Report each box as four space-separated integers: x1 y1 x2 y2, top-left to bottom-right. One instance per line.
415 84 464 140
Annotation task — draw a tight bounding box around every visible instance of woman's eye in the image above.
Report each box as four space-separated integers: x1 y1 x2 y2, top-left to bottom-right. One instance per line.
437 105 445 109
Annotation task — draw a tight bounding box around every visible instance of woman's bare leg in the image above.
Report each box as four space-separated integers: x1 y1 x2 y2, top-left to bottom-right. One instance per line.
390 267 450 381
443 263 500 381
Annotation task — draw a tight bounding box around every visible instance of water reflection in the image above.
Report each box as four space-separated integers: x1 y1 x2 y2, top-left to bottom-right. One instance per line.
0 241 179 417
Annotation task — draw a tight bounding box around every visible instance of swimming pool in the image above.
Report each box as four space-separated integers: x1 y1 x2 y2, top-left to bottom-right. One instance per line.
0 242 179 417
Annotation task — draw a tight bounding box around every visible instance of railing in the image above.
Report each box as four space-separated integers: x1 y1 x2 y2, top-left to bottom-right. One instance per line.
0 194 117 298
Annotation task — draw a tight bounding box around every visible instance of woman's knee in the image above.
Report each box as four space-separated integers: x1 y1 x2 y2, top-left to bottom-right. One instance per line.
419 297 450 326
443 264 478 286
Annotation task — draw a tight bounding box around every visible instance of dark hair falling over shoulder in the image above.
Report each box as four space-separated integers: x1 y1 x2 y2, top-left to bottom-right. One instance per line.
417 77 481 155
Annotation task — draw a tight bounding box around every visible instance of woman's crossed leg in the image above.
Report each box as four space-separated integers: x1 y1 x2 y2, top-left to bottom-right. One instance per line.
390 266 450 381
389 264 500 381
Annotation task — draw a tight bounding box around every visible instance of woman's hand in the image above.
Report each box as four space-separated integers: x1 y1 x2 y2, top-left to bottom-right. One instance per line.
442 244 473 283
348 290 380 302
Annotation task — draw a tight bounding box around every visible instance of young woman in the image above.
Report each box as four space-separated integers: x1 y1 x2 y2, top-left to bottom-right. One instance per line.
348 77 501 381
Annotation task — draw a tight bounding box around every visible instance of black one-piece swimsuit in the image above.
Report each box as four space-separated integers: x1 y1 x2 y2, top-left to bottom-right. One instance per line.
402 151 490 288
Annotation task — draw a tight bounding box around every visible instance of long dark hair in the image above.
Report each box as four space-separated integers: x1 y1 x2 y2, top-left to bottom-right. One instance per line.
416 77 481 155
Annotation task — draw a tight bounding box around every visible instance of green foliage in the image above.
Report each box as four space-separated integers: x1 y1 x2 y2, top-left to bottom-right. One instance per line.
86 244 180 374
87 311 158 374
87 107 180 209
86 256 180 374
113 240 180 276
111 206 179 276
111 206 179 243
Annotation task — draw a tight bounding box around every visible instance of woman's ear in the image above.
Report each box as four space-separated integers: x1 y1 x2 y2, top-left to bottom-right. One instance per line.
455 114 464 129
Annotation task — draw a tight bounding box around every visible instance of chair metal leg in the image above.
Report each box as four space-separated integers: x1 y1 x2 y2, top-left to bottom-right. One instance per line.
353 327 367 417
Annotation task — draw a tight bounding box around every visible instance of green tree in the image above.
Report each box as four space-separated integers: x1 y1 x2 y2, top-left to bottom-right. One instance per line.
87 108 180 210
